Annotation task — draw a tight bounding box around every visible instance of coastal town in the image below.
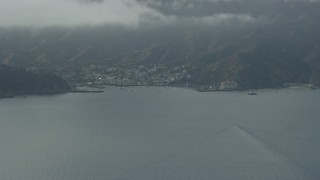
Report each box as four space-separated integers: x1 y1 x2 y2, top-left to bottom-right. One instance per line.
58 64 191 87
54 65 318 92
57 64 241 91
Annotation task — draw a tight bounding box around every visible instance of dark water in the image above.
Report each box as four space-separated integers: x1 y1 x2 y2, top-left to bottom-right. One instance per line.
0 87 320 180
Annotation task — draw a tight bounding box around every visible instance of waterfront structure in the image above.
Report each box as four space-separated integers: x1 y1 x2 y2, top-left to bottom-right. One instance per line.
220 81 238 90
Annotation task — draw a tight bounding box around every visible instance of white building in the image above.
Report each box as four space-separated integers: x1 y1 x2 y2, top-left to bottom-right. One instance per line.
220 81 238 90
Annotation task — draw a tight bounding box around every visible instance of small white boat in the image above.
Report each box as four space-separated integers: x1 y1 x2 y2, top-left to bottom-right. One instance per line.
248 91 257 95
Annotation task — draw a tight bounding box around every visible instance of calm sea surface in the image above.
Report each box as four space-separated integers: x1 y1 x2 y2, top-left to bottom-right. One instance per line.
0 87 320 180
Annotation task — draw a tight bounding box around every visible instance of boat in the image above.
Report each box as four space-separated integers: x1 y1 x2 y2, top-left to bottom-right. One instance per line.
248 91 257 95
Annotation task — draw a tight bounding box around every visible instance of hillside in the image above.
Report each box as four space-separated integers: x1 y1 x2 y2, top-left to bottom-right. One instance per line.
0 65 71 98
0 0 320 88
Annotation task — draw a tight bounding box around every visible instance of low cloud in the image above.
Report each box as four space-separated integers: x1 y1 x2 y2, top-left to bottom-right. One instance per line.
0 0 153 27
0 0 282 28
139 13 258 29
79 0 105 3
193 14 257 25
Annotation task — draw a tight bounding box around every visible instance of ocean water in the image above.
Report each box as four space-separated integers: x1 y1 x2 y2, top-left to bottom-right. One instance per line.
0 87 320 180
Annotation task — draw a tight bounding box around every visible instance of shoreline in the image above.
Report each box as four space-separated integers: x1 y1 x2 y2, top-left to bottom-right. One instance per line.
69 89 104 93
77 84 319 92
1 85 318 99
0 88 106 99
0 90 70 99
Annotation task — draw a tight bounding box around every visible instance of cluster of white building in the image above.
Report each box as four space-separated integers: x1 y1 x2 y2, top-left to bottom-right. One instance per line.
220 81 238 90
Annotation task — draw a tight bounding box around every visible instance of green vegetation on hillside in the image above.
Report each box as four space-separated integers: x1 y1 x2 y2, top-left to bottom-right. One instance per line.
0 65 71 98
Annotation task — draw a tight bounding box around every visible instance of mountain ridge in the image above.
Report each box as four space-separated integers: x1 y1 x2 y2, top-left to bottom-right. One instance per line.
0 0 319 88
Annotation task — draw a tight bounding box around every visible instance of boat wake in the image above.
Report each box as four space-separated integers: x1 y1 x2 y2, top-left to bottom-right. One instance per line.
122 125 318 180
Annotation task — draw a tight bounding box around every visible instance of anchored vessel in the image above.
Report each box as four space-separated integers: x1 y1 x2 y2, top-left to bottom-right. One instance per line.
248 91 257 95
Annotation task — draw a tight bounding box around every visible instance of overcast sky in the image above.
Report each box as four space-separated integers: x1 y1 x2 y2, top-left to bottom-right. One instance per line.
0 0 318 28
0 0 156 27
0 0 261 28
